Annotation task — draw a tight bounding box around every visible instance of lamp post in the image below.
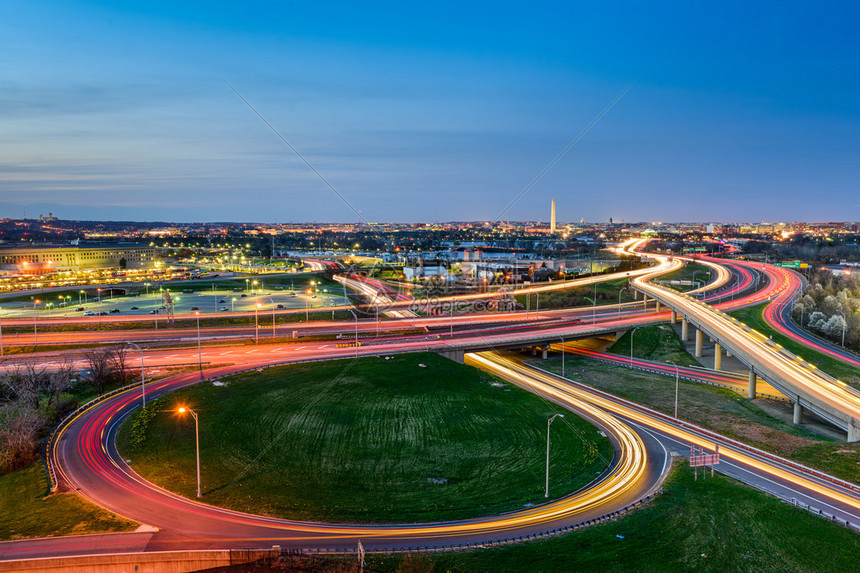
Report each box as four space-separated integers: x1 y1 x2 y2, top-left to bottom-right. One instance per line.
195 312 202 371
33 299 40 346
348 308 359 358
630 326 641 366
127 342 146 407
561 338 565 377
667 360 679 418
97 288 102 327
264 296 276 338
177 407 202 498
584 296 596 325
255 304 260 343
231 297 236 312
545 413 564 497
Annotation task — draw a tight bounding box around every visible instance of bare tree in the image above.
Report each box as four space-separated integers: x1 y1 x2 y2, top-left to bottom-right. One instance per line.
0 402 45 473
85 347 117 395
45 356 75 412
111 344 131 385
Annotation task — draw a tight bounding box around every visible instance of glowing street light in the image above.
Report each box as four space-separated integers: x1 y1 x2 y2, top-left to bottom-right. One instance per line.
177 407 202 498
255 303 261 343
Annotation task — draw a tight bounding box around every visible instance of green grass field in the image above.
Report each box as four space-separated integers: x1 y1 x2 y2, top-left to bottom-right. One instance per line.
0 464 137 540
117 353 612 523
730 303 860 383
610 324 702 367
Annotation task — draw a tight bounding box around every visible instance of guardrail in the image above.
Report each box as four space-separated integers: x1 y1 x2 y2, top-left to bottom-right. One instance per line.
44 362 211 492
787 496 860 533
290 488 664 555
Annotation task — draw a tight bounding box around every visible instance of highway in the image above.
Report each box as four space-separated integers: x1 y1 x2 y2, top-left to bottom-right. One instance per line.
624 241 860 440
3 246 860 565
6 348 860 562
0 353 668 560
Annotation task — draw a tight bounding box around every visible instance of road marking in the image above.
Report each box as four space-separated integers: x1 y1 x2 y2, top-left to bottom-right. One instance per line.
218 352 233 356
246 349 259 354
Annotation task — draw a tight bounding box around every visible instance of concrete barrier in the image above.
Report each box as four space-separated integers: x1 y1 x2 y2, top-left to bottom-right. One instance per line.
0 547 280 573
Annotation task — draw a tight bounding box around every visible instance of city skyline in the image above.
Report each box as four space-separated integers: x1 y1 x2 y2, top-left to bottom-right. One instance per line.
2 1 859 223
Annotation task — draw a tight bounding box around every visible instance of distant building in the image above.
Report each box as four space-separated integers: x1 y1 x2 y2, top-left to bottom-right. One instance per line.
403 265 448 281
0 244 156 274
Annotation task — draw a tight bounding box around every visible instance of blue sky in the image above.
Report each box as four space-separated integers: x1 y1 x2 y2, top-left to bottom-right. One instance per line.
1 1 858 223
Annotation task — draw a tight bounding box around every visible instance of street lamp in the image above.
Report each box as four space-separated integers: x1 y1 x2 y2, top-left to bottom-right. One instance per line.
255 303 260 343
630 326 641 366
195 312 202 371
33 299 40 346
127 342 146 407
583 296 596 325
177 407 202 498
348 308 359 358
263 296 276 338
545 413 564 497
231 297 236 312
667 360 680 418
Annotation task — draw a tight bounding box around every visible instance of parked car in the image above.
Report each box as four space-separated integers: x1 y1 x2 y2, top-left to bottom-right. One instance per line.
240 294 247 298
219 306 229 312
75 307 85 311
190 306 199 311
150 310 158 314
130 306 139 310
98 312 108 316
218 299 226 303
109 309 120 313
83 311 95 316
276 304 285 309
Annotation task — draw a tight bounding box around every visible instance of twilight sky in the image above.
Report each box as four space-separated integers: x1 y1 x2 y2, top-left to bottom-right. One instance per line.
1 1 858 223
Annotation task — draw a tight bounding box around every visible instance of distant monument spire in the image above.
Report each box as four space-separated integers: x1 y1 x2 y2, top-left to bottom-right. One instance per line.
550 199 557 234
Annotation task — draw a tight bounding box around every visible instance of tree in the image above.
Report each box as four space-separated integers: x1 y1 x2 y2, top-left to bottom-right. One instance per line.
822 315 847 341
84 347 117 395
0 402 44 473
808 311 826 330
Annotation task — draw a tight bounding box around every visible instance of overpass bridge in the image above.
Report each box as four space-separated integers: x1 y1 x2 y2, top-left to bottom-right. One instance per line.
630 262 860 442
426 317 665 364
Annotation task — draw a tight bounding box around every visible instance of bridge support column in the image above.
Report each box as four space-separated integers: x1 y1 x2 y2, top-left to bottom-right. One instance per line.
655 301 661 312
670 310 677 324
848 423 860 443
793 401 803 425
695 329 703 357
542 346 548 360
748 370 757 399
681 319 688 342
435 349 464 364
531 346 538 356
633 290 640 300
714 343 722 370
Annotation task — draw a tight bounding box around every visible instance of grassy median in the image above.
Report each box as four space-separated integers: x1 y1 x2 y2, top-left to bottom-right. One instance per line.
117 352 612 523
